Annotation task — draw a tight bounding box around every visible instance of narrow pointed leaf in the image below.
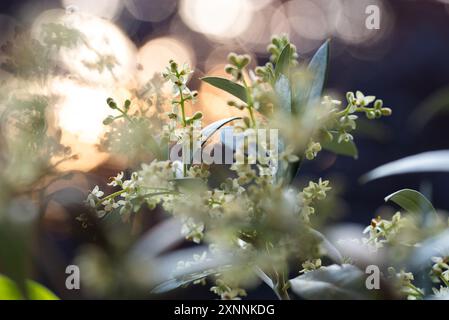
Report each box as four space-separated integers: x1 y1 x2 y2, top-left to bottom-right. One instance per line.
275 44 291 79
307 40 330 107
274 74 292 113
361 150 449 183
201 77 247 103
151 270 216 294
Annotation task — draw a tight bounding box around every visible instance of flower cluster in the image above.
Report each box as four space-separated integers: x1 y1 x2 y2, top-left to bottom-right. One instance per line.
430 256 449 286
331 91 392 144
83 34 396 300
298 179 331 223
210 279 247 300
299 259 322 273
388 267 424 300
362 212 403 250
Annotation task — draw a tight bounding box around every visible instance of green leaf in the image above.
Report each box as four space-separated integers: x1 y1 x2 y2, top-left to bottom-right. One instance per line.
384 188 436 217
0 275 59 300
289 264 368 300
201 77 247 103
360 150 449 183
274 74 292 113
307 40 330 107
410 229 449 272
274 44 291 79
322 132 358 159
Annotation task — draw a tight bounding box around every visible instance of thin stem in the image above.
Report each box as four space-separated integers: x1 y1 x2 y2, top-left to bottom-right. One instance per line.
96 189 128 207
440 275 449 288
242 76 256 128
116 107 134 123
274 271 291 300
179 89 187 128
174 70 189 177
406 283 424 298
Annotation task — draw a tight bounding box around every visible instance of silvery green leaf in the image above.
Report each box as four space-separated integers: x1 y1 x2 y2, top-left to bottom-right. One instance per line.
384 188 436 217
361 150 449 183
274 74 292 113
151 269 217 294
307 40 330 108
290 264 367 300
409 229 449 271
310 229 343 264
275 44 292 79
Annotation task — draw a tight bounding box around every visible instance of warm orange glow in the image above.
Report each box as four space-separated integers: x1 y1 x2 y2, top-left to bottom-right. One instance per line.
198 65 247 123
137 37 195 89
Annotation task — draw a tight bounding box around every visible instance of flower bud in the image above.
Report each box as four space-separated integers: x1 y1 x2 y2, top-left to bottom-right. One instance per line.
106 97 117 109
170 60 178 72
227 53 238 66
103 116 114 125
367 110 376 119
168 113 178 119
192 111 203 120
240 54 251 68
346 92 355 104
224 64 235 74
381 107 392 116
374 99 383 109
375 110 382 118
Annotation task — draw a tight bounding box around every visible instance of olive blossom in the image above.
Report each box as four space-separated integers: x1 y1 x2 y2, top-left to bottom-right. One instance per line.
84 34 399 300
362 212 403 250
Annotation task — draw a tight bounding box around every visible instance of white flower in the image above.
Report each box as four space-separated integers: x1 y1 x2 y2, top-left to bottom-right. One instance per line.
91 185 104 198
355 91 376 107
280 145 299 163
86 186 104 208
107 171 124 187
322 96 341 109
181 217 204 243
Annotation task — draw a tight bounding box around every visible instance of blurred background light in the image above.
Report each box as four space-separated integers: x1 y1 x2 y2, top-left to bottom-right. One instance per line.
198 64 247 122
334 0 389 45
61 0 124 20
52 79 116 144
125 0 177 23
31 9 137 87
50 78 128 171
179 0 253 41
137 36 194 88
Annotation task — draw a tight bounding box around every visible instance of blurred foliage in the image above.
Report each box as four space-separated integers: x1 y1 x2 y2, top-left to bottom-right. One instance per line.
0 275 58 300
